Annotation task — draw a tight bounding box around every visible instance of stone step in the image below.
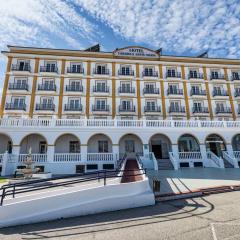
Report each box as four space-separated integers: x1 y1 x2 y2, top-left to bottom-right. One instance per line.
157 159 174 170
223 158 234 168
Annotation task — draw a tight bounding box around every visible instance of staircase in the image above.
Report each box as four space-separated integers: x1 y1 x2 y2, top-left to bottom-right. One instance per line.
223 158 234 168
157 159 174 170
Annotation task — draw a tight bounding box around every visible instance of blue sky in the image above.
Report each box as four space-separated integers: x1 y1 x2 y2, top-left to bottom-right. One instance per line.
0 0 240 93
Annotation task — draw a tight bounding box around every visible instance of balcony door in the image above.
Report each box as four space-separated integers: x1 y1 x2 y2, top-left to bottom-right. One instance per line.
96 65 106 74
17 60 29 71
189 70 198 78
41 97 53 106
45 62 56 72
96 99 106 110
12 97 25 107
121 65 130 75
69 98 80 108
121 82 131 92
121 100 132 110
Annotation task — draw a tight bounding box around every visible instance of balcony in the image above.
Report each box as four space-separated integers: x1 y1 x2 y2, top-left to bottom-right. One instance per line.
188 73 204 79
93 86 109 93
93 68 109 75
210 74 225 80
192 107 209 114
92 105 110 112
143 88 160 94
212 89 228 97
144 106 161 112
142 71 158 77
8 83 29 91
5 103 26 111
169 106 186 113
167 88 183 95
118 69 134 76
215 107 232 114
38 84 56 91
231 75 240 81
67 67 84 74
40 66 58 73
36 103 55 111
190 89 206 96
166 72 181 78
119 106 136 112
235 89 240 97
118 87 135 94
65 85 83 92
64 104 82 111
11 64 31 72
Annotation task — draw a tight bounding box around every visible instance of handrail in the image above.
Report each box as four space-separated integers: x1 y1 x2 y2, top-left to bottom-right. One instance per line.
207 151 224 168
0 167 146 206
169 152 179 170
0 119 240 129
222 151 237 168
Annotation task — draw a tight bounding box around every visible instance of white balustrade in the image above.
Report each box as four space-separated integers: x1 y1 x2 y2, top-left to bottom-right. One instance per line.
234 151 240 160
87 153 114 162
207 151 224 168
18 154 47 163
169 152 179 170
54 153 81 162
178 152 202 160
0 119 240 129
222 151 236 167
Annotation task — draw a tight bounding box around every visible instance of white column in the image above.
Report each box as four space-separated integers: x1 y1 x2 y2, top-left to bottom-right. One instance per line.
200 144 208 167
226 144 234 156
12 145 20 155
47 146 55 163
112 144 119 164
81 145 88 164
143 143 150 158
1 152 8 177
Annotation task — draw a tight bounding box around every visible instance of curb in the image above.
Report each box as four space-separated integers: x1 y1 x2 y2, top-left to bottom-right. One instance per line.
155 184 240 202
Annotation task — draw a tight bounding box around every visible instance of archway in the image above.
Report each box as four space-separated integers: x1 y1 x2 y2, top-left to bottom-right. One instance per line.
87 134 112 153
232 134 240 151
178 134 200 152
0 133 13 154
20 134 48 154
119 134 143 157
149 134 172 159
55 134 80 153
205 134 226 157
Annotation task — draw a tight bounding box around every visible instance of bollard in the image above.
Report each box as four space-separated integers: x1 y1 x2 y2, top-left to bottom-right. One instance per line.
153 179 160 192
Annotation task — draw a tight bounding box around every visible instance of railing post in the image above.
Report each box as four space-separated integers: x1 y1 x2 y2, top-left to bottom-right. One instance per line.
104 170 106 186
0 188 5 206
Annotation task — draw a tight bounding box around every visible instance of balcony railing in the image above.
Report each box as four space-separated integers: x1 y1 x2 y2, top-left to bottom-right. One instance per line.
93 86 109 93
8 83 29 91
35 104 55 111
169 106 186 113
188 73 204 79
210 74 225 80
167 88 183 95
215 107 232 114
231 75 240 81
118 69 134 76
118 87 135 94
190 89 206 96
65 85 83 92
192 107 209 113
93 68 109 75
40 66 58 73
67 67 84 74
11 64 31 72
119 106 136 112
5 103 26 111
166 72 181 78
142 71 158 77
212 89 228 97
64 104 83 111
144 106 161 112
38 84 56 91
143 88 160 94
235 89 240 97
92 105 110 112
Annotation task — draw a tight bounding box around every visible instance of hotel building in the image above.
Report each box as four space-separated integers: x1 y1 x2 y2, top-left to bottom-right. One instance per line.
0 45 240 175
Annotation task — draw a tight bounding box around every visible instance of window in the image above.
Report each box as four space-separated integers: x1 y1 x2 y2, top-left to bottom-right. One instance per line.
68 98 81 108
193 101 203 111
120 82 132 92
70 62 82 73
189 69 198 78
96 64 107 74
169 84 179 93
144 67 154 76
98 140 108 153
211 70 219 79
216 102 225 111
45 61 57 72
11 97 25 107
69 141 80 153
146 100 156 110
95 99 107 110
144 83 155 92
120 65 131 75
39 141 47 154
41 97 53 106
167 68 176 77
14 77 27 86
17 60 30 70
69 80 82 90
42 78 55 90
170 101 180 110
191 85 201 94
95 81 107 91
121 100 132 110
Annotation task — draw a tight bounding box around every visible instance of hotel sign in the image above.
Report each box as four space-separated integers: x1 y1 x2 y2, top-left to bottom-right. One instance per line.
114 46 159 58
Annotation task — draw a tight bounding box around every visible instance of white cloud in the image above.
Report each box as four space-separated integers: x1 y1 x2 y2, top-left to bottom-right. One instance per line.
75 0 240 58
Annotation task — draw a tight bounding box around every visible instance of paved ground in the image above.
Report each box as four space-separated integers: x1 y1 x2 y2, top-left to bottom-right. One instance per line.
147 168 240 194
1 191 240 239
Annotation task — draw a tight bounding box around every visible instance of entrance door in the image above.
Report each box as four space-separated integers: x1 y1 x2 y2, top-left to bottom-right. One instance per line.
125 140 135 153
209 142 219 156
152 145 162 159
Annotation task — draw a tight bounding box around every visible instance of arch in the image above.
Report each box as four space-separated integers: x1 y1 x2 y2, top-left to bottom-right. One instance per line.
232 134 240 151
0 133 13 154
87 133 113 153
118 133 143 156
178 134 200 152
205 133 226 157
20 133 48 154
149 133 172 159
55 133 81 153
